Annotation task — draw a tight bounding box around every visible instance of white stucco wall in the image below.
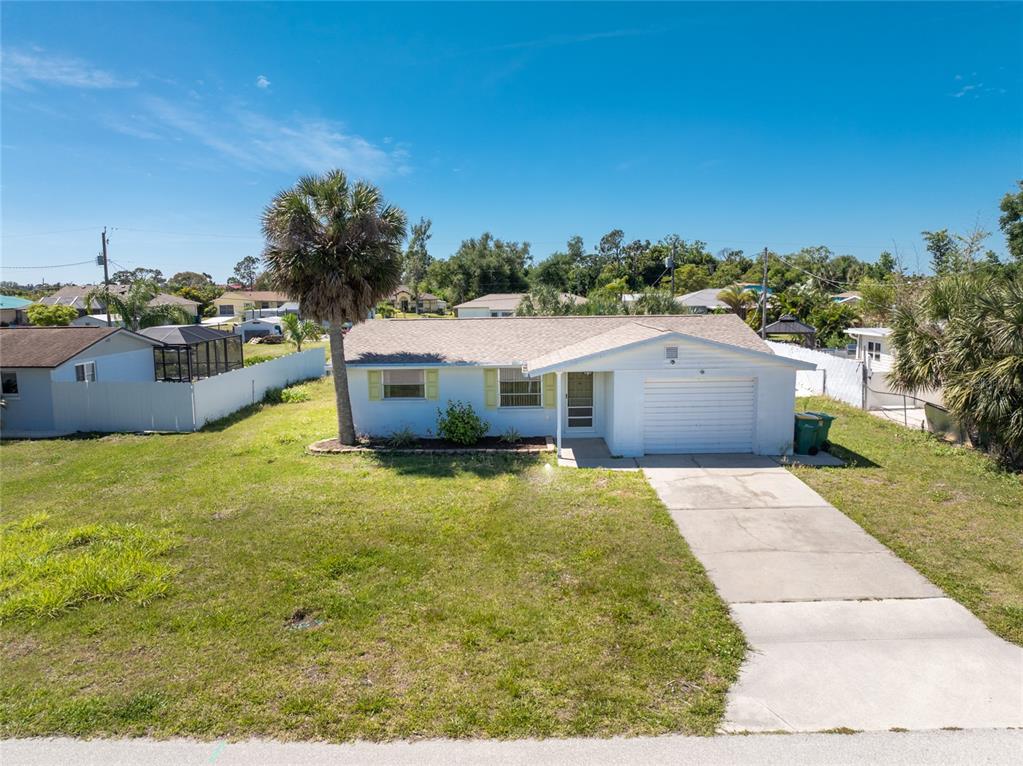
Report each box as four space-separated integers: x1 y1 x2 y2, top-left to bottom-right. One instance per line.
347 365 559 438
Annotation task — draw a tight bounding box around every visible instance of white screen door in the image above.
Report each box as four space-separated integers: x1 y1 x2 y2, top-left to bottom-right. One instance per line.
566 372 594 429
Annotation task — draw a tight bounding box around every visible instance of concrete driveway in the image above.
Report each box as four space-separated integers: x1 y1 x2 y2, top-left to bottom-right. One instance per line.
639 454 1023 733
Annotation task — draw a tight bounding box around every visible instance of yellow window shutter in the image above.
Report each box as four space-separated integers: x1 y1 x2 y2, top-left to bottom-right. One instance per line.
543 373 556 408
484 368 498 409
368 370 382 401
425 369 439 400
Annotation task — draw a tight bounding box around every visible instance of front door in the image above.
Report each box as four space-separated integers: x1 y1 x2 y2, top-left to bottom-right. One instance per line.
566 372 594 431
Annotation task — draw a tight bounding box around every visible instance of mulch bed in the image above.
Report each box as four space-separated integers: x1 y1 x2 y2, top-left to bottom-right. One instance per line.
308 436 553 455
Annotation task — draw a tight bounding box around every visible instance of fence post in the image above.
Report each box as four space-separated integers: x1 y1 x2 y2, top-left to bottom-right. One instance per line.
860 364 868 410
822 367 827 396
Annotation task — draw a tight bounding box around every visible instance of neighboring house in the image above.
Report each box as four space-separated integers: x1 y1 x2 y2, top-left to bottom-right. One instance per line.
0 295 33 326
235 316 283 341
139 326 244 382
677 288 729 313
0 327 164 435
343 314 814 456
213 291 291 317
454 293 587 318
845 327 891 365
389 285 447 313
37 284 200 322
1 325 320 437
832 290 862 305
71 314 125 328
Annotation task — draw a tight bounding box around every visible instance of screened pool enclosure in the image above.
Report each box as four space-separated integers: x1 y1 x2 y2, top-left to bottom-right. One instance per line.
141 325 244 382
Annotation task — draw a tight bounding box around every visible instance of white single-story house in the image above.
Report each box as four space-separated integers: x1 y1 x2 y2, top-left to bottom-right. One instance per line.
454 293 587 318
832 290 863 305
0 326 164 435
343 314 816 457
235 316 283 341
1 325 323 437
845 327 891 363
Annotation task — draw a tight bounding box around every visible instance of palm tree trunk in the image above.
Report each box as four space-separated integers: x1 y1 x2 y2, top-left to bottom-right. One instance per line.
327 325 357 445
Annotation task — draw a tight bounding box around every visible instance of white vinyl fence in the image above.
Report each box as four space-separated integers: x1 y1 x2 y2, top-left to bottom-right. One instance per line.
50 349 324 434
766 341 866 408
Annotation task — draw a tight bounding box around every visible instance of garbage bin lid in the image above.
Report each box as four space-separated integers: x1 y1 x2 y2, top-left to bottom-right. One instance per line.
795 412 820 420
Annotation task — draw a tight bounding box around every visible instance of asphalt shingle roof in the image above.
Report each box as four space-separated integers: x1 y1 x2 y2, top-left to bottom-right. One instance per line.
344 314 772 366
0 327 156 368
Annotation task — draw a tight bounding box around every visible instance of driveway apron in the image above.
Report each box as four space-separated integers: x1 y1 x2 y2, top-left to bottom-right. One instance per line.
639 454 1023 732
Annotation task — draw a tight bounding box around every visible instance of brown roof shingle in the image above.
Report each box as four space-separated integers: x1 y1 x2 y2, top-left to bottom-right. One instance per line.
0 327 157 368
344 314 772 366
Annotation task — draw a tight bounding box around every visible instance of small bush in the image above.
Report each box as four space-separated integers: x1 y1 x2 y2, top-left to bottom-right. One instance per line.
262 387 284 404
244 355 274 367
375 303 396 318
499 427 522 444
280 385 311 403
436 400 489 446
386 426 417 448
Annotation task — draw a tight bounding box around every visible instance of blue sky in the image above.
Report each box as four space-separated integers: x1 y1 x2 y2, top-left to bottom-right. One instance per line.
2 2 1021 284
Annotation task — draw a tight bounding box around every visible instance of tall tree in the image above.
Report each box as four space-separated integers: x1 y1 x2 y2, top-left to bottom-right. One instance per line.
262 170 407 445
716 285 757 320
232 256 261 290
426 233 529 305
111 267 164 285
402 217 433 302
169 271 214 289
999 180 1023 262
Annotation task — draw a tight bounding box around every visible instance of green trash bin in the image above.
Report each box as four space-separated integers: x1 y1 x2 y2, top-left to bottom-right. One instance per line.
805 411 837 450
794 413 822 455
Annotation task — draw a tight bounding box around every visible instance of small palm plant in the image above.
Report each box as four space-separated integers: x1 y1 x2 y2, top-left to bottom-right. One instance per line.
262 169 407 445
716 285 758 320
86 280 191 331
280 313 322 353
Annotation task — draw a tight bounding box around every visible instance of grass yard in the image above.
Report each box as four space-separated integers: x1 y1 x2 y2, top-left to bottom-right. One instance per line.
245 339 328 362
792 396 1023 645
0 378 744 741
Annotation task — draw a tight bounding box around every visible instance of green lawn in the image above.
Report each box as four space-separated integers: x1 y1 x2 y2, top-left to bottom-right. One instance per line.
792 396 1023 645
244 339 328 362
0 378 744 740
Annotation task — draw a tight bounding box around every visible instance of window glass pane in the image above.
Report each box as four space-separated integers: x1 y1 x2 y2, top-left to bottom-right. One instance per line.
226 337 243 368
1 371 18 395
499 367 540 406
383 369 425 398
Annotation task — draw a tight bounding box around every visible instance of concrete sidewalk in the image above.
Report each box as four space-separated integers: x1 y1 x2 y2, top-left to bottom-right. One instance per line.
3 730 1021 766
639 454 1023 733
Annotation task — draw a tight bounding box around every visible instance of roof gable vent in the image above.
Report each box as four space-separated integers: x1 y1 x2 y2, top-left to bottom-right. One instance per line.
664 345 679 365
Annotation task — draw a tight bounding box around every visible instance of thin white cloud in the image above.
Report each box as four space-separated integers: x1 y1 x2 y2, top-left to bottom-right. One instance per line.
255 75 271 90
952 84 978 98
139 96 410 179
1 48 136 90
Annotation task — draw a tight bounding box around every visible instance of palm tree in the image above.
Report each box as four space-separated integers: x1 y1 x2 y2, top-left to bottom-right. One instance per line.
86 280 191 331
716 285 758 320
890 271 1023 467
279 312 322 353
262 170 407 445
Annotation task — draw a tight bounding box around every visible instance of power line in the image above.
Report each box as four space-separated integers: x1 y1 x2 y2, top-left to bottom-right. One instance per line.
0 259 97 270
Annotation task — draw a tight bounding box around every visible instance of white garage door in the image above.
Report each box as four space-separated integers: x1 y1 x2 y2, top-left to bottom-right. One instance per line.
643 378 755 453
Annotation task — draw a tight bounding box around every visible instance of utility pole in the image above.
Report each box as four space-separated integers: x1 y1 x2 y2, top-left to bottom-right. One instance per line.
670 241 677 296
760 246 768 338
100 228 111 327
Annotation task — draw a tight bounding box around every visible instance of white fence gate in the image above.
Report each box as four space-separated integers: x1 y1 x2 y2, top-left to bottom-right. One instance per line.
766 342 865 408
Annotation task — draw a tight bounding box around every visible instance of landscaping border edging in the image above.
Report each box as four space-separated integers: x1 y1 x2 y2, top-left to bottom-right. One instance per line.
308 436 555 456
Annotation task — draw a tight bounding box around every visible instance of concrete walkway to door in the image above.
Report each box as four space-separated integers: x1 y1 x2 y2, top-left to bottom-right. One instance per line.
639 454 1023 733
